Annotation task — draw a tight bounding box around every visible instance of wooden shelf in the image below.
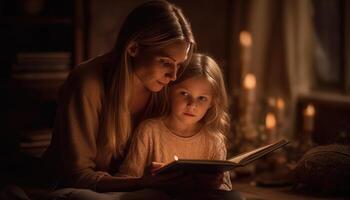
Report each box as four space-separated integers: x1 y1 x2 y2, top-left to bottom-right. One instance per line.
0 0 86 134
0 77 66 101
299 92 350 105
2 16 73 25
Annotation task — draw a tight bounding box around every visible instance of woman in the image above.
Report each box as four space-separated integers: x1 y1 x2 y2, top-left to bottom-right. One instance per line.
43 0 195 193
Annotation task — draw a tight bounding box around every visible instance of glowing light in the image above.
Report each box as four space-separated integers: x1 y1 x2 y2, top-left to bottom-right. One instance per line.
304 104 315 116
240 31 252 47
243 73 256 89
265 112 277 130
276 98 285 110
174 155 178 161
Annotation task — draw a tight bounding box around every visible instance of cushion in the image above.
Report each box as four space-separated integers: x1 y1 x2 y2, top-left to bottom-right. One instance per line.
294 144 350 193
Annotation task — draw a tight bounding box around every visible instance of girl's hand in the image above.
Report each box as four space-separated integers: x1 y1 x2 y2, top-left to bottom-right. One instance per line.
149 162 165 175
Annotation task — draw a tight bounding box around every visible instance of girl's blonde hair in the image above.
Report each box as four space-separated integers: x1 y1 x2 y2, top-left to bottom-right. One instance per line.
172 53 230 138
98 0 195 159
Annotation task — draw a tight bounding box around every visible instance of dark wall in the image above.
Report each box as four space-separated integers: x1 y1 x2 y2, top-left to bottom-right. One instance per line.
88 0 233 71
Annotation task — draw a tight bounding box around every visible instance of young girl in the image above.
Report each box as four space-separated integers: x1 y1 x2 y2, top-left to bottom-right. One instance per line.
119 53 234 194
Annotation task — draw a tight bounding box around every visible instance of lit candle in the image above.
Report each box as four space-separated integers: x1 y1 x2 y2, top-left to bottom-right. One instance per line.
238 31 257 145
243 73 256 102
242 73 256 124
276 97 285 126
265 112 277 143
240 31 252 72
303 104 315 132
174 155 179 161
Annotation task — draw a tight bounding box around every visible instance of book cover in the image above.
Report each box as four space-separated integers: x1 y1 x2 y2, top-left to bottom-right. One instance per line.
154 139 289 175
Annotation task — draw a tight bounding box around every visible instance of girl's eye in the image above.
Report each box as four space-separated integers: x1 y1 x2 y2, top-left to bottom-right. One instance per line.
199 96 208 102
180 91 189 97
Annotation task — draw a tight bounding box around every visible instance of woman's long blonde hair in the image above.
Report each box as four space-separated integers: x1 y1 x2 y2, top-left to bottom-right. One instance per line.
98 0 195 159
172 53 230 139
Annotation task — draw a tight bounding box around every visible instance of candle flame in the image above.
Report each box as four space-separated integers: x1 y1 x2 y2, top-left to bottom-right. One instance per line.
265 112 277 130
174 155 178 161
240 31 252 47
276 98 285 110
304 104 315 116
243 73 256 89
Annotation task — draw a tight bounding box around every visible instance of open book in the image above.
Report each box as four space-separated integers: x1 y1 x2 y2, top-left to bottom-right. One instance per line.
154 139 289 175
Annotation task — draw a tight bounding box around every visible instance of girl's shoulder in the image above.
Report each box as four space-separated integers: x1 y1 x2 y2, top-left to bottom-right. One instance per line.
202 129 226 146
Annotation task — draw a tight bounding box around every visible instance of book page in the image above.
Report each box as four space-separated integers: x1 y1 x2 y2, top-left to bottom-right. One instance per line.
228 140 288 164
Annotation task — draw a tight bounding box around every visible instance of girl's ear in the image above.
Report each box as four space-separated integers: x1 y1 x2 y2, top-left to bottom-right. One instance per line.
127 42 139 57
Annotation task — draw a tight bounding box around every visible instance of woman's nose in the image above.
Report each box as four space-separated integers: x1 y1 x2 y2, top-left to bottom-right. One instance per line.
169 71 177 81
166 65 177 81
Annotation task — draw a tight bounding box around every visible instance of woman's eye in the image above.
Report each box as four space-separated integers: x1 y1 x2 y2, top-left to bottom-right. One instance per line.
159 59 173 67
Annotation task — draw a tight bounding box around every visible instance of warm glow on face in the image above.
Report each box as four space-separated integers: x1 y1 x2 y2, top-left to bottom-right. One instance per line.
304 104 315 116
266 112 277 129
174 155 178 161
243 73 256 89
240 31 252 47
276 98 285 110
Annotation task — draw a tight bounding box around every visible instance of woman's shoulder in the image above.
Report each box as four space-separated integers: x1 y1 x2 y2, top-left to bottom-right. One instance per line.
69 53 109 82
133 118 165 141
65 53 112 95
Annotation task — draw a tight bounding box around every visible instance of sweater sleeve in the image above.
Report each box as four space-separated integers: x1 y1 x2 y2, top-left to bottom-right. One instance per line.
54 72 110 190
118 122 153 177
212 137 233 191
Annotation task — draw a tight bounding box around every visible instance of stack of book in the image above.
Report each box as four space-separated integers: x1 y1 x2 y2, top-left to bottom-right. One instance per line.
19 129 52 158
12 52 71 80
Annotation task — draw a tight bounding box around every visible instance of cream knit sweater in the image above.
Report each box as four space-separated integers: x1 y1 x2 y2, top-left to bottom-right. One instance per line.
119 118 232 191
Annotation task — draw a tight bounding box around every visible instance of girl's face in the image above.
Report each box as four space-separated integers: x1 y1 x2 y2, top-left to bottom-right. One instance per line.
169 77 214 126
132 40 190 92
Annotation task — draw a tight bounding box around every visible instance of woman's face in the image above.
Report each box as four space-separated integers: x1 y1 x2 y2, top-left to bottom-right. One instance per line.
132 40 190 92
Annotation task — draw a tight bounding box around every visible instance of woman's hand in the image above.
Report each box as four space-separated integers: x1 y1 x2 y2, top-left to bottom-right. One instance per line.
192 172 224 190
139 162 194 190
